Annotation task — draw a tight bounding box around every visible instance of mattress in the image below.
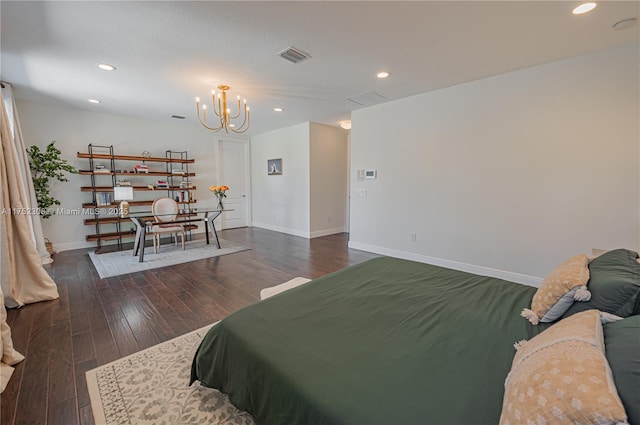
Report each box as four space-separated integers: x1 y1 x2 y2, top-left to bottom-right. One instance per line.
190 256 547 424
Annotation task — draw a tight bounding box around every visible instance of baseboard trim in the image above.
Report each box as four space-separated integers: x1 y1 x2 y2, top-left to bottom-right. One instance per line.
252 222 310 239
309 227 346 238
251 223 346 239
53 240 96 252
348 241 542 287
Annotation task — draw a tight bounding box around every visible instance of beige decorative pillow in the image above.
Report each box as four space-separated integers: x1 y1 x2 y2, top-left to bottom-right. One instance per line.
500 310 628 425
522 254 591 325
260 277 311 300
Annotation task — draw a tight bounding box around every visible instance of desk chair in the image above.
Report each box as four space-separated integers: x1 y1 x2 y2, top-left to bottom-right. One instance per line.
150 197 185 253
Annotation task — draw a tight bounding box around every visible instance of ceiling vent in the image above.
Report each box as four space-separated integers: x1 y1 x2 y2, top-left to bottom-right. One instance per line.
347 91 388 106
277 46 311 64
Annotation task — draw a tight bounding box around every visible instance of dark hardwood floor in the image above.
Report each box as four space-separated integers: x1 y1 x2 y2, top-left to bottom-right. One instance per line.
0 228 377 425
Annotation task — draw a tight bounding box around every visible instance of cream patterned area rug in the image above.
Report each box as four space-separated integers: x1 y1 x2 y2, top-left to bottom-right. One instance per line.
88 239 250 279
86 323 255 425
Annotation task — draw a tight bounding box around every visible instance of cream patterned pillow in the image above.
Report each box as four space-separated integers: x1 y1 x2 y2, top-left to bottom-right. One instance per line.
522 254 591 325
500 310 628 425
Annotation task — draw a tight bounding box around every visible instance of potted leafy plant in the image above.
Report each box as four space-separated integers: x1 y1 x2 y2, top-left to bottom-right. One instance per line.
26 141 78 220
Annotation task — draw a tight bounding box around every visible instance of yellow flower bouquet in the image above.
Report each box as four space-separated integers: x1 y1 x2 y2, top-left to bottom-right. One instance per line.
209 185 229 209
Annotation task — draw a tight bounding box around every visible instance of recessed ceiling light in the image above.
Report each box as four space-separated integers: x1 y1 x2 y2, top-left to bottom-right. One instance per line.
377 71 391 79
88 99 101 104
573 2 596 15
273 107 284 112
97 63 117 71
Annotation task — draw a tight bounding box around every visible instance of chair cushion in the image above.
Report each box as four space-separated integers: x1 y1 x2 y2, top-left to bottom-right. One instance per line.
151 224 183 233
152 197 179 222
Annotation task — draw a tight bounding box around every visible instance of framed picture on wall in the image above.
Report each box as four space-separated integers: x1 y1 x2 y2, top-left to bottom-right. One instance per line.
267 158 282 175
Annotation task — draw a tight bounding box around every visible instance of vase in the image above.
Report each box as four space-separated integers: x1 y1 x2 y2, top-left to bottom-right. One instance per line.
216 196 224 210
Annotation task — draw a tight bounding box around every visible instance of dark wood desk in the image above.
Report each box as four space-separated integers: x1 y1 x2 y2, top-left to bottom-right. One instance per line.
130 209 227 262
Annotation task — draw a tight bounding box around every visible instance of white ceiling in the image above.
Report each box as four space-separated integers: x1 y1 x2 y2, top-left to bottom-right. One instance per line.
1 1 638 137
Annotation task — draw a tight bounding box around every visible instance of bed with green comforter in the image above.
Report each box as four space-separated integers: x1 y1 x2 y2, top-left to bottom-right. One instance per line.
190 256 549 424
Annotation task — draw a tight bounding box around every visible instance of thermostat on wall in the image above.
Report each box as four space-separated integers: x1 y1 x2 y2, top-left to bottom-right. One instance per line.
365 169 377 179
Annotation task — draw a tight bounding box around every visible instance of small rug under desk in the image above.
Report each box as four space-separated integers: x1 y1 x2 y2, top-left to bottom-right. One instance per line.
88 239 250 279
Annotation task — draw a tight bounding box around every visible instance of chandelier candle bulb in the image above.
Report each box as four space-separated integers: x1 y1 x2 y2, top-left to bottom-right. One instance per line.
196 84 250 133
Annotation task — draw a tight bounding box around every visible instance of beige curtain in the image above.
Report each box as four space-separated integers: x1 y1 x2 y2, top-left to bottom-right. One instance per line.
0 85 58 304
2 85 52 266
0 284 24 393
0 81 63 391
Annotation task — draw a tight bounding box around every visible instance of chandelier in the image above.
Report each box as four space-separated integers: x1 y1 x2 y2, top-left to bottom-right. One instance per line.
195 85 250 133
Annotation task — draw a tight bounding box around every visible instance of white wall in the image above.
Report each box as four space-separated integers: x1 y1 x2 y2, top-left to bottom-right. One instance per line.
16 99 222 251
250 123 311 237
350 42 640 283
309 122 349 237
251 122 349 238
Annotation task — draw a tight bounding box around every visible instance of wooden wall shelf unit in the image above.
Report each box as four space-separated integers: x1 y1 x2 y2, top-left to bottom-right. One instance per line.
78 170 196 177
78 144 196 252
80 200 197 208
77 152 195 163
80 185 197 192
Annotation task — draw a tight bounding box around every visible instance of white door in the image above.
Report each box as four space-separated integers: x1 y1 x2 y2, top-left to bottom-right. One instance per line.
219 139 250 229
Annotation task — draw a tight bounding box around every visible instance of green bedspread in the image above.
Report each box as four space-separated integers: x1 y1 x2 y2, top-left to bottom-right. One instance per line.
191 257 547 425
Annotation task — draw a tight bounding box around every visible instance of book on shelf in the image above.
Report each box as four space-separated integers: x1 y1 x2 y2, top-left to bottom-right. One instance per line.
93 168 111 174
156 180 169 188
134 164 149 173
176 191 193 203
171 169 185 175
96 192 113 206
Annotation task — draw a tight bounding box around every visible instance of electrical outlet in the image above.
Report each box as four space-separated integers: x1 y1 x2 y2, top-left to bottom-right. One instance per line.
410 233 417 241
